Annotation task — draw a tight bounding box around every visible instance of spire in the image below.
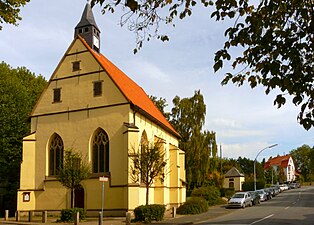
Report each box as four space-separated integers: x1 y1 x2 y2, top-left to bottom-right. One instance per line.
74 1 101 52
75 2 99 31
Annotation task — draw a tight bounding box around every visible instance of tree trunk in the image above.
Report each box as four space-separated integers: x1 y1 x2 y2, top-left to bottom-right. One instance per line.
71 188 75 208
146 184 149 205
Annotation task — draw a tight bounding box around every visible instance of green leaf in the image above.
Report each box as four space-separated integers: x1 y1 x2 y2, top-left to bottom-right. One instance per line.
125 0 139 12
293 95 303 106
213 60 223 72
274 95 286 108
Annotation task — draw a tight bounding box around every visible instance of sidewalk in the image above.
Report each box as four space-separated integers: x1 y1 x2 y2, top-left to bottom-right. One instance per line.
0 204 231 225
155 204 231 225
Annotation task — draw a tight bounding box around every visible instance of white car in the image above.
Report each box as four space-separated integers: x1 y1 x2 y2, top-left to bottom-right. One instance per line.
227 192 253 208
279 184 289 191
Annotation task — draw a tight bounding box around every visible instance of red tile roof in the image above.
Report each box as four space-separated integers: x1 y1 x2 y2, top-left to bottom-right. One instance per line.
78 36 180 138
264 155 291 170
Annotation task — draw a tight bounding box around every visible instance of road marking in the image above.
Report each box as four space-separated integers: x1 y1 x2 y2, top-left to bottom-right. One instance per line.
285 206 290 210
250 214 274 225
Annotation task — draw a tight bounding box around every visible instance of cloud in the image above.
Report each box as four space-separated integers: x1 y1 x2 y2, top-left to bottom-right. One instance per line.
221 141 279 160
129 58 172 84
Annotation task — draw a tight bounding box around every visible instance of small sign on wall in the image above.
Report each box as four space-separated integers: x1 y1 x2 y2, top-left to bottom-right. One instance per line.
23 192 30 202
99 176 109 182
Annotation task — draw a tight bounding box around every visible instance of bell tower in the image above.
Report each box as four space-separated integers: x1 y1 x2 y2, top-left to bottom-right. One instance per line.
74 1 101 53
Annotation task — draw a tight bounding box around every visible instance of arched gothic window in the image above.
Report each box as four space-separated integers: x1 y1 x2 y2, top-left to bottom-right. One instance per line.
92 128 109 173
49 134 64 176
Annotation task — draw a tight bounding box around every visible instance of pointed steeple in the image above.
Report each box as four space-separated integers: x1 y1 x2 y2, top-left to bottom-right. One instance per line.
74 1 101 53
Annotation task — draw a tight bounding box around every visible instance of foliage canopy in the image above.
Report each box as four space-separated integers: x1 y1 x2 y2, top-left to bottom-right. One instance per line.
0 61 46 212
93 0 314 129
290 145 314 182
0 0 30 30
151 90 217 191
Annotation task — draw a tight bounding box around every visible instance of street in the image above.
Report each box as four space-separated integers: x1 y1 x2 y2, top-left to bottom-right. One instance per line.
198 186 314 225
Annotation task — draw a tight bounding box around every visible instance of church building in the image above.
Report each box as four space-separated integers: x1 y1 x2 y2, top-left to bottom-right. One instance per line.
17 2 185 216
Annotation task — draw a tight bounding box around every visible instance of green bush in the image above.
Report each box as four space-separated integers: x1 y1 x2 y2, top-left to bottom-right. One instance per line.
133 204 165 223
220 188 235 199
177 197 208 215
59 208 86 222
191 186 222 206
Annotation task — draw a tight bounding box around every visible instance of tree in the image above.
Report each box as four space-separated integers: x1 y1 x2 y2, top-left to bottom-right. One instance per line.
57 149 91 208
169 90 217 190
221 158 239 175
290 144 314 181
212 0 314 130
0 62 46 214
236 156 265 185
309 148 314 181
149 95 170 120
0 0 30 30
183 130 216 189
150 90 217 191
92 0 314 129
264 167 278 185
237 157 253 177
130 141 167 205
277 166 286 184
170 90 206 145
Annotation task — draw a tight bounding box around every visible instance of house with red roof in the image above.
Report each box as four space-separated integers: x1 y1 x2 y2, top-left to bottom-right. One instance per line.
264 154 297 183
17 2 185 216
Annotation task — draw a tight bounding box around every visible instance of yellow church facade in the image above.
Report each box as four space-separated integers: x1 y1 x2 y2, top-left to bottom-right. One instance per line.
17 3 185 216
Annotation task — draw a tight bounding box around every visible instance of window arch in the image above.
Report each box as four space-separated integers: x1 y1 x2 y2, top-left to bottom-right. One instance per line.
49 133 64 176
92 128 109 173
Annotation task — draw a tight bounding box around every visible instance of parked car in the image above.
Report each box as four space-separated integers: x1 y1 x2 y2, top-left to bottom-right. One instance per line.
263 188 273 200
266 187 276 197
249 191 261 205
256 189 268 202
279 184 289 191
290 182 301 189
227 192 253 208
271 186 280 195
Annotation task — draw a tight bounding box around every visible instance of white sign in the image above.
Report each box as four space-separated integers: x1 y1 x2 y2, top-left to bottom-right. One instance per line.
99 176 109 182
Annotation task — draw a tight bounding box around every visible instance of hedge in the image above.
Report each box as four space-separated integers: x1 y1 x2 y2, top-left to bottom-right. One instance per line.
59 208 86 222
177 197 208 215
191 186 223 206
220 188 235 199
133 204 165 223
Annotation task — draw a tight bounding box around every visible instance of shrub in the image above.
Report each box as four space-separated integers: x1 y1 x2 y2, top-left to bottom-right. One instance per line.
191 186 222 206
220 188 235 199
133 204 165 223
177 197 208 215
59 208 86 222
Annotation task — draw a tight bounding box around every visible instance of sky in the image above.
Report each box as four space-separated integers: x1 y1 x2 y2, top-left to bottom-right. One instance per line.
0 0 313 161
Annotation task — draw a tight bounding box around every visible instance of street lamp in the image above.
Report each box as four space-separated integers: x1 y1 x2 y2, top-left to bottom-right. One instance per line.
254 144 278 191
